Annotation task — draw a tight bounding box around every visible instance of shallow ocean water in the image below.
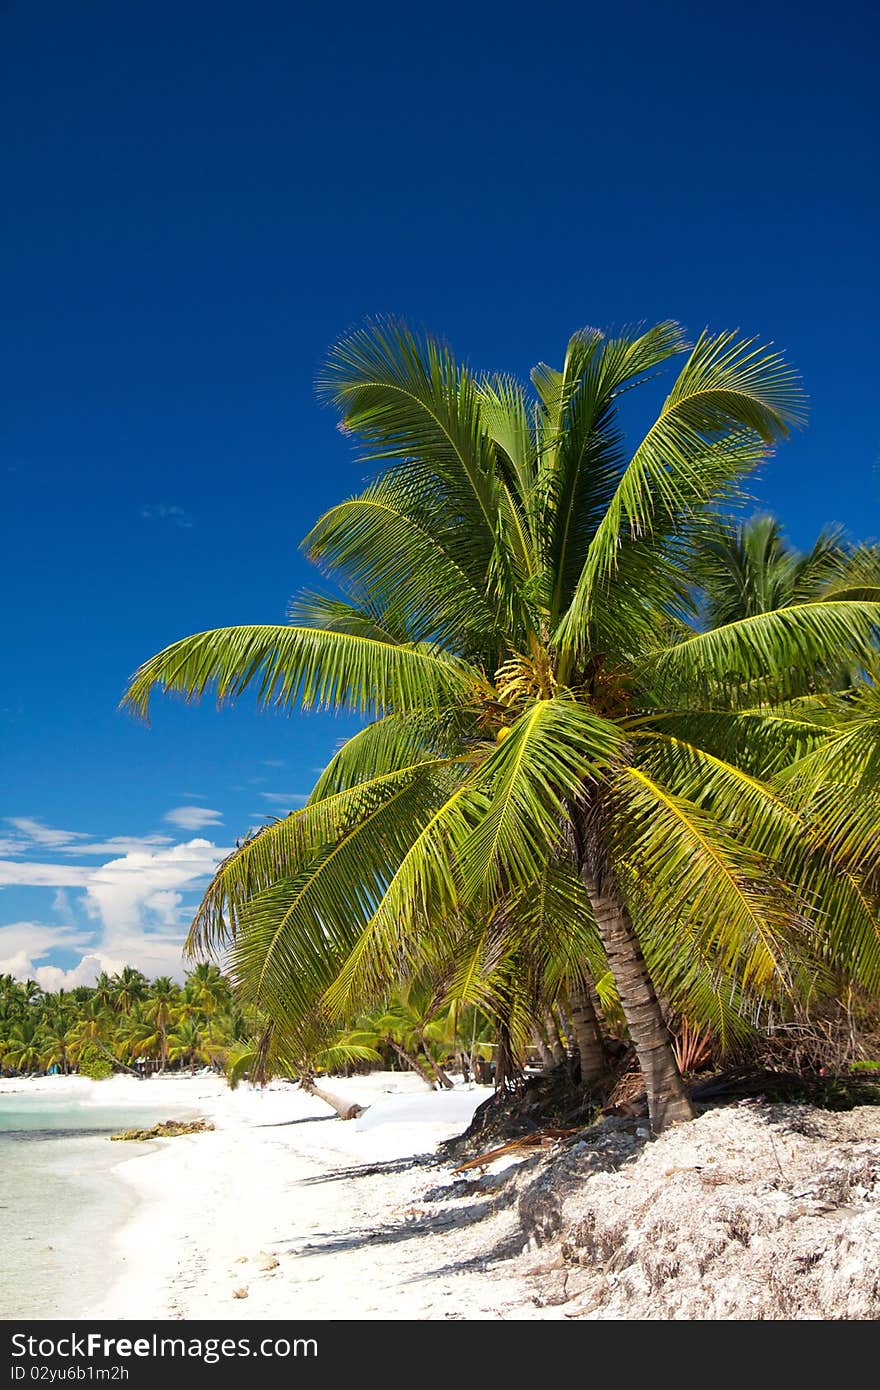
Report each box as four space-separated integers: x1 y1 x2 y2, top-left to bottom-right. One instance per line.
0 1090 188 1319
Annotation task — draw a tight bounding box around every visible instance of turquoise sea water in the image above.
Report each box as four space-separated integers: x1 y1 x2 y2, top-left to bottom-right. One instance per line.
0 1089 189 1320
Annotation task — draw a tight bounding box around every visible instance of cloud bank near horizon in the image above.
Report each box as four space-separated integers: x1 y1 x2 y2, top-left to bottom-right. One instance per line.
0 822 230 988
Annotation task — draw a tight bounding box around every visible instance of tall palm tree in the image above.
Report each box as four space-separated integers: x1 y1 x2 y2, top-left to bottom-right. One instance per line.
143 976 180 1071
184 963 230 1062
166 1015 210 1070
92 972 116 1013
112 966 149 1015
124 321 880 1131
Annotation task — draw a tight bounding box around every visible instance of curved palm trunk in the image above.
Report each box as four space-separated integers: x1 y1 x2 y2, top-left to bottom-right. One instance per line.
422 1051 454 1090
300 1076 365 1120
387 1040 436 1089
581 867 694 1132
568 982 608 1084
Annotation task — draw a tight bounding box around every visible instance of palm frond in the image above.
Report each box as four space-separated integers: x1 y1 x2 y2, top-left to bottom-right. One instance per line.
458 697 622 898
122 624 478 720
611 766 808 993
647 601 880 706
557 332 806 650
187 756 457 954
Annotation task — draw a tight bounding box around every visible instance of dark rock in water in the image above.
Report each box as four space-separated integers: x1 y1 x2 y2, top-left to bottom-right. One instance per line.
110 1118 214 1141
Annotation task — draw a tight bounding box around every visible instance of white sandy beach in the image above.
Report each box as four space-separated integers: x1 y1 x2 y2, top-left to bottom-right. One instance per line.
2 1072 548 1321
8 1074 880 1319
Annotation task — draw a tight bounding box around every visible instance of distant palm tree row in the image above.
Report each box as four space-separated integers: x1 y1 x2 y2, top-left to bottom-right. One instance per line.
0 964 499 1094
0 964 242 1076
123 321 880 1131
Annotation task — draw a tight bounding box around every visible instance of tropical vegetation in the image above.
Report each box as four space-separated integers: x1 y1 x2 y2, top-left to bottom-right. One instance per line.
0 966 241 1077
122 320 880 1132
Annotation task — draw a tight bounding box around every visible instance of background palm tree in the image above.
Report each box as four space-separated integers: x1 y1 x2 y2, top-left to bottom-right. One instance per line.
124 321 880 1131
5 1018 43 1073
112 966 149 1016
142 976 181 1071
696 514 880 631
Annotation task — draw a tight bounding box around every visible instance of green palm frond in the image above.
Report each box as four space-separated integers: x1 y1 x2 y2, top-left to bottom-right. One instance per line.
458 698 622 898
288 590 413 645
187 755 458 954
322 782 482 1020
635 707 835 775
228 775 450 1049
476 374 535 501
300 481 504 651
557 332 806 649
122 624 478 720
539 322 687 623
316 318 501 553
648 602 880 705
309 714 442 799
612 766 807 993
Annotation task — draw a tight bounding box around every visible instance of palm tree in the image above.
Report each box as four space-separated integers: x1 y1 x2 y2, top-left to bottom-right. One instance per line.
696 514 880 630
143 977 180 1071
92 972 116 1013
38 1022 77 1074
6 1018 43 1073
112 966 149 1015
69 997 114 1059
124 321 880 1132
166 1015 210 1070
184 962 227 1036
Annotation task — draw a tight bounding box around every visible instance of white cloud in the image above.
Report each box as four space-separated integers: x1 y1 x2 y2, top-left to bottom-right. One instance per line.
0 861 93 887
34 956 115 991
52 888 74 919
6 817 91 848
164 807 224 831
0 840 229 984
259 792 309 807
140 503 192 529
85 840 225 940
0 921 95 984
2 818 174 859
64 836 174 856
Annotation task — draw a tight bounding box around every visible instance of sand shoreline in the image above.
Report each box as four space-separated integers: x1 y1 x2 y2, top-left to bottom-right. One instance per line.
1 1072 546 1321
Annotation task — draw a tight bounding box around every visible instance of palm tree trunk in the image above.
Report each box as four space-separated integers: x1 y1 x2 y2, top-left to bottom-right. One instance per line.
534 1026 555 1070
581 866 694 1132
300 1076 365 1120
387 1040 436 1089
543 1009 566 1063
568 982 608 1084
493 1017 522 1091
97 1043 142 1080
421 1050 455 1090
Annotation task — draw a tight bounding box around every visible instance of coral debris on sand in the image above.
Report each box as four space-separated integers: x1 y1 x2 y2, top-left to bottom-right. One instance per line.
510 1103 880 1319
111 1118 215 1141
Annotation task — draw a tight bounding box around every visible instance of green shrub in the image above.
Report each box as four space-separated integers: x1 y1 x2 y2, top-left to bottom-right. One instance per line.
78 1044 114 1080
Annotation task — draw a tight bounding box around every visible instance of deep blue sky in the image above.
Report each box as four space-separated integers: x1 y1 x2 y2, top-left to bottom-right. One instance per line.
2 0 877 983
